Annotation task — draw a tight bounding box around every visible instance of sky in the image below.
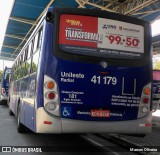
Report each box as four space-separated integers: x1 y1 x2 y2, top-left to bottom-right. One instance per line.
0 0 14 71
0 2 160 70
152 19 160 36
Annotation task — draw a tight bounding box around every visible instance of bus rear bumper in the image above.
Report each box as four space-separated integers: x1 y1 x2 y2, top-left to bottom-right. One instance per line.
62 114 152 134
36 107 152 134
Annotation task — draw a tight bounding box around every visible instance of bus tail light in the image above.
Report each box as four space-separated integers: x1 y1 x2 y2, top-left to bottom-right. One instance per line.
46 92 56 100
143 97 149 104
45 102 58 111
45 81 55 89
141 106 149 113
143 87 151 95
138 83 151 118
44 75 59 116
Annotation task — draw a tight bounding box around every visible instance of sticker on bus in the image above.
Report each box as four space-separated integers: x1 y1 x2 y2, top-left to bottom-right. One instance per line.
91 110 110 117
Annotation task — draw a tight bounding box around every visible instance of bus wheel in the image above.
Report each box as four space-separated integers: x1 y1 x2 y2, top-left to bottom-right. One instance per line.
9 109 14 116
0 100 6 105
17 105 27 133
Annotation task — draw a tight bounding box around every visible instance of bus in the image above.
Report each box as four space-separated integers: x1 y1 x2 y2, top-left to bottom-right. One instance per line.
8 7 152 134
152 70 160 111
0 67 12 105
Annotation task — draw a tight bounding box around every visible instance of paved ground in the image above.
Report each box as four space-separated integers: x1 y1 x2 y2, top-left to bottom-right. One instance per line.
121 109 160 147
0 104 108 155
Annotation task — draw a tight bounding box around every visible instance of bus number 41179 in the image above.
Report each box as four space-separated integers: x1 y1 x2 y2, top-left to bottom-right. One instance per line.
91 76 117 85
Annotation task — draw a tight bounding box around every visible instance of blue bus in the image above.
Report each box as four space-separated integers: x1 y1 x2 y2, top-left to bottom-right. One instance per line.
152 70 160 111
0 67 12 105
8 8 152 134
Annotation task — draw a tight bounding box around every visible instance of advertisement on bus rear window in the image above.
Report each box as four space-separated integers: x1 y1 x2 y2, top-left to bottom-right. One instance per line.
59 14 144 59
153 71 160 98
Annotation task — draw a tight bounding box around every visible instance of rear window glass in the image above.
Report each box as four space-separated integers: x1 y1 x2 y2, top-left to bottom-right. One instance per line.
59 14 144 60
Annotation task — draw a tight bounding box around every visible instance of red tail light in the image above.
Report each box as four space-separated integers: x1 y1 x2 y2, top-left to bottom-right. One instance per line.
143 97 149 104
47 92 55 100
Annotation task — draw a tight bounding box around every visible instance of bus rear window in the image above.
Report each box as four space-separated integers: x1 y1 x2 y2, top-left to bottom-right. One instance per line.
59 14 144 59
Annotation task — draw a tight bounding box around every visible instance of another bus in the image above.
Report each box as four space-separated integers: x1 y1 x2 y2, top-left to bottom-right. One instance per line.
8 7 152 134
152 70 160 111
0 67 12 104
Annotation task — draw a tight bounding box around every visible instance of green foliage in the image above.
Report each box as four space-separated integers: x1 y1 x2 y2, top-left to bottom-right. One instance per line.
0 70 3 82
153 60 160 70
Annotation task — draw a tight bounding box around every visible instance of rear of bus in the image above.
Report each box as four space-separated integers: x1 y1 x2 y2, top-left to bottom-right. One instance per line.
0 68 12 104
36 8 152 134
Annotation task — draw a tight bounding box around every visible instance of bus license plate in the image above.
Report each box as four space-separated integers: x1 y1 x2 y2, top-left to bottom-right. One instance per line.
91 110 110 117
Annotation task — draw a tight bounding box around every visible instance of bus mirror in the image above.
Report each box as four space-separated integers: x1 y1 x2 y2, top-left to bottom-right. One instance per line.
46 12 53 22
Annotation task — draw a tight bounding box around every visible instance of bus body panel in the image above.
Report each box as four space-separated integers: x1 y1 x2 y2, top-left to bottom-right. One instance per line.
24 103 34 131
10 74 36 131
152 70 160 111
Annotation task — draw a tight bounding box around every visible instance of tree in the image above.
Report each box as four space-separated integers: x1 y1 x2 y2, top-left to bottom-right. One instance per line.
0 70 3 83
154 60 160 70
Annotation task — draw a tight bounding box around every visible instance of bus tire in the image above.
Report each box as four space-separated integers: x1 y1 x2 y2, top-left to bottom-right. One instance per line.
9 109 14 116
17 104 27 133
0 100 6 105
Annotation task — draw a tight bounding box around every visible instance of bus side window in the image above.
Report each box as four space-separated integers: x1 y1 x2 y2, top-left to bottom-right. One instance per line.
31 51 40 73
37 28 43 49
23 48 28 77
19 54 23 79
27 42 33 60
15 70 18 80
33 32 39 53
24 42 33 76
10 67 14 82
17 66 21 80
26 58 32 75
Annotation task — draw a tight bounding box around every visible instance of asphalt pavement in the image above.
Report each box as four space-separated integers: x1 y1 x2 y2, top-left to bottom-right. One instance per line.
0 104 109 155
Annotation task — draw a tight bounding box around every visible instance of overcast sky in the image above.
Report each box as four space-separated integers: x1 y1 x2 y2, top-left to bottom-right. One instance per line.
0 0 14 71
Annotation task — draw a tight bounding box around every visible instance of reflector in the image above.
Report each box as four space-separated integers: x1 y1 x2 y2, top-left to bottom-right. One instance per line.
44 121 52 125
